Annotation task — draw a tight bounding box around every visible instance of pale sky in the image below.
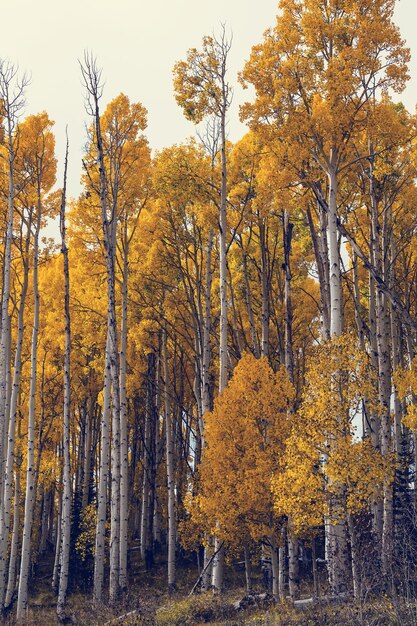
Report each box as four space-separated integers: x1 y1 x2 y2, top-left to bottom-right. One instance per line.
3 0 417 203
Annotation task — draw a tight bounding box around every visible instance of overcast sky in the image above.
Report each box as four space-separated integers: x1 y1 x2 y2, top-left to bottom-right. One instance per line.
3 0 417 202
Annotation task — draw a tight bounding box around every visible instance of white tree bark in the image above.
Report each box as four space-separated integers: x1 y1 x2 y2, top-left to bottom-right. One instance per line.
81 56 122 603
16 206 41 622
52 466 62 593
325 151 348 595
119 227 129 591
327 157 342 338
57 137 71 620
211 54 229 595
0 65 27 608
4 466 20 608
0 222 31 606
93 334 111 603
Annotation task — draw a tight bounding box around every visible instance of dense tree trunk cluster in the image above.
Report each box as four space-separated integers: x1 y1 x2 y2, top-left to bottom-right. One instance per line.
1 1 417 621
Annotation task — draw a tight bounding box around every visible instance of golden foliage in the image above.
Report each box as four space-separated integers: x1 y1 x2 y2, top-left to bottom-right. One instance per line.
273 334 391 536
184 353 294 546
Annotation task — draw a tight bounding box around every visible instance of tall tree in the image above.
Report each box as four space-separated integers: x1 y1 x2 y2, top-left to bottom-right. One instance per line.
173 25 232 592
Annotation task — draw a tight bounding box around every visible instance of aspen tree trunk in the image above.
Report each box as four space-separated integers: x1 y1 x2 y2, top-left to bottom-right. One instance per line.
0 118 15 521
81 404 92 511
146 392 157 569
74 415 84 505
0 225 31 606
141 352 156 569
369 146 393 579
347 514 360 602
259 221 270 358
270 536 280 601
211 90 228 595
153 349 163 551
39 488 50 556
306 198 330 340
390 237 403 456
201 230 213 590
352 252 367 351
380 292 393 581
119 226 129 591
325 153 348 595
93 333 111 602
328 159 342 338
312 539 319 599
163 327 176 591
258 220 274 592
283 210 299 602
57 138 71 620
108 226 121 604
202 538 214 592
228 267 243 357
16 209 41 622
369 271 381 449
81 57 122 602
244 543 252 593
288 538 299 603
318 204 331 340
369 267 383 549
217 87 228 396
4 466 20 608
140 447 150 562
278 526 286 600
242 249 260 358
0 71 24 595
52 470 62 593
352 251 375 462
3 319 12 512
193 364 203 468
283 211 294 381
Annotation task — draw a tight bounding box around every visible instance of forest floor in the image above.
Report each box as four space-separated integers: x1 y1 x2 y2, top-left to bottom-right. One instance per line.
2 550 417 626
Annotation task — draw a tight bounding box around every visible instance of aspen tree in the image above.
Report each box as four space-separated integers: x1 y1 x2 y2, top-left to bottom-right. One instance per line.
4 462 20 608
16 151 42 624
80 66 150 598
80 56 122 603
57 135 70 620
0 206 31 608
190 354 294 599
241 0 409 593
0 63 28 609
93 334 111 602
173 26 232 592
15 112 56 622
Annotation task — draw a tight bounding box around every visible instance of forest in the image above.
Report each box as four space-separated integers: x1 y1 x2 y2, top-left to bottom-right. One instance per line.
1 0 417 624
